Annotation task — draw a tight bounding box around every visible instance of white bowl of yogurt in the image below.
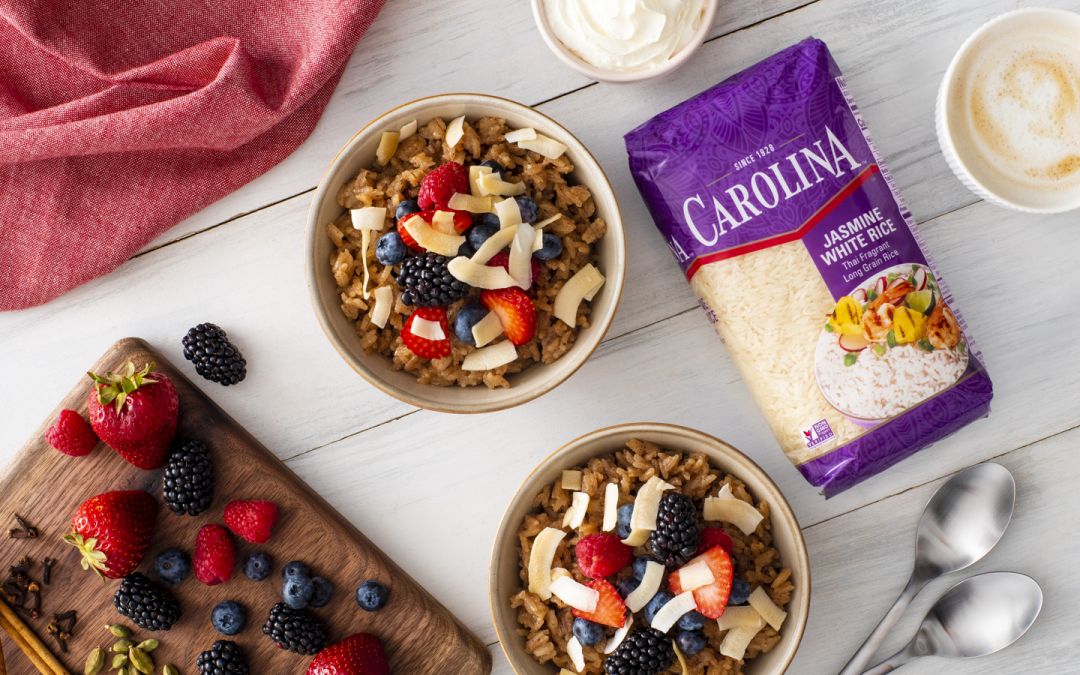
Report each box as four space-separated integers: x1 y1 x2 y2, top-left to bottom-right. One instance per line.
531 0 716 83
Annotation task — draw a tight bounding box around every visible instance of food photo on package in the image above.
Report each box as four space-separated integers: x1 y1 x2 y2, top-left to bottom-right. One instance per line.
625 38 994 497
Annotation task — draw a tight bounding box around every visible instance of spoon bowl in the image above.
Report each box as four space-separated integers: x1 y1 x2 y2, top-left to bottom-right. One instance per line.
840 463 1016 674
864 572 1042 673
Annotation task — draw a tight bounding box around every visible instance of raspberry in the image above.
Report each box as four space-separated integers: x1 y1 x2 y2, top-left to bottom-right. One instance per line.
194 524 235 585
417 162 468 210
223 499 278 544
45 409 99 457
575 534 633 579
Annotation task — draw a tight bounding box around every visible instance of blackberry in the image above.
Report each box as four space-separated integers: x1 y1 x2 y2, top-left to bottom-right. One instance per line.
603 628 675 675
395 253 469 306
261 602 327 655
162 439 214 516
182 323 247 385
114 573 181 631
196 639 249 675
648 492 700 568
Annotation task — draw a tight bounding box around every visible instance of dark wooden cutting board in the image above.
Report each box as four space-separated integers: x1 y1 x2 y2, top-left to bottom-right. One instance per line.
0 338 490 674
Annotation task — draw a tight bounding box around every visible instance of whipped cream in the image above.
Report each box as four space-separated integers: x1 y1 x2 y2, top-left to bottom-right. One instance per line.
543 0 707 73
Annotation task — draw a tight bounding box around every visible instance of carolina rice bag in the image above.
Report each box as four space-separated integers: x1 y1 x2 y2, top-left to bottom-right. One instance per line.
625 38 993 496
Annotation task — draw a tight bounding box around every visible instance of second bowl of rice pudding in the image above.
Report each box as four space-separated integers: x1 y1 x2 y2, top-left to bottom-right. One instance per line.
306 94 626 413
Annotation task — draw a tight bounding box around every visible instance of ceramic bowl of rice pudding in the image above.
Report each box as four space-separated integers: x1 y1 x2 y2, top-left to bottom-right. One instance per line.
490 423 810 674
306 94 626 413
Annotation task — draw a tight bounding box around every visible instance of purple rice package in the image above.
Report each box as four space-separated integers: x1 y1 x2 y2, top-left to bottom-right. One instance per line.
624 38 993 496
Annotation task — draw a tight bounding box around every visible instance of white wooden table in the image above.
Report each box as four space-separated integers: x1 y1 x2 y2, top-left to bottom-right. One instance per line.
2 1 1078 672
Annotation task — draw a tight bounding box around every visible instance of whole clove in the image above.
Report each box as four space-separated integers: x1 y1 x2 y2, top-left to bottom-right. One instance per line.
9 514 39 539
42 557 56 584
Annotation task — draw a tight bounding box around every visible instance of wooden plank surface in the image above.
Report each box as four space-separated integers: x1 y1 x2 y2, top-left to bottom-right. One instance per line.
2 0 1080 673
0 339 489 675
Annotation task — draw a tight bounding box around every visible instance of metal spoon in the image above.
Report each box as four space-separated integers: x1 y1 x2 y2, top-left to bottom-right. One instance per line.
839 463 1015 675
862 572 1042 673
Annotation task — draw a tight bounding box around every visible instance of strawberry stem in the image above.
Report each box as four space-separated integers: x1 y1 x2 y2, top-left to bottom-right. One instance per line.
86 361 158 413
61 532 107 580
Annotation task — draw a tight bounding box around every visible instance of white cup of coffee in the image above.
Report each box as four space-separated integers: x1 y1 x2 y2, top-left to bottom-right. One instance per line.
937 8 1080 213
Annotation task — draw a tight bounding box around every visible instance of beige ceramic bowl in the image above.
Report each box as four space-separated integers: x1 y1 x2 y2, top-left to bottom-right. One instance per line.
490 423 810 674
306 94 626 413
530 0 717 83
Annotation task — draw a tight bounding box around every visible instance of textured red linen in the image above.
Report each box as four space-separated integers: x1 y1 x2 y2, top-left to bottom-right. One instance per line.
0 0 385 310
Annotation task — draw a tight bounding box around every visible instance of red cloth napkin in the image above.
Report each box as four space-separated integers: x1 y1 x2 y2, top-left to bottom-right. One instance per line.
0 0 385 310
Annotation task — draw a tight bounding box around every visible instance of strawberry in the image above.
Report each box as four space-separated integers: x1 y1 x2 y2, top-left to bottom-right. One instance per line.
194 524 235 585
417 162 469 210
398 210 472 252
45 409 98 457
307 633 389 675
396 216 424 253
572 579 626 629
87 361 178 470
401 307 451 359
486 251 541 288
669 546 733 619
480 287 536 346
697 527 734 556
63 490 157 579
224 499 279 544
575 533 633 579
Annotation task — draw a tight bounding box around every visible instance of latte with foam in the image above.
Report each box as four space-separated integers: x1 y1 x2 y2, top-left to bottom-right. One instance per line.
943 11 1080 208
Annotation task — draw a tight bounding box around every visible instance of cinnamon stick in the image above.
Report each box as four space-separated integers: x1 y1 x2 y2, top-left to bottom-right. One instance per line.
0 597 68 674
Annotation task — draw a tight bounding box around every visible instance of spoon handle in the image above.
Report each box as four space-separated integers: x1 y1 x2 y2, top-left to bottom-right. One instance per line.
861 647 915 675
839 576 921 675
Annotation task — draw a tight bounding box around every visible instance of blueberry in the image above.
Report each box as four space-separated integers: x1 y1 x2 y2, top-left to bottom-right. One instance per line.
479 160 503 177
356 580 390 611
616 577 638 599
375 232 407 266
309 576 334 608
468 221 499 249
677 610 706 632
728 579 751 605
675 630 708 656
643 590 674 625
155 549 190 585
243 551 272 581
514 196 538 224
572 618 605 647
283 576 315 609
282 561 311 580
457 241 475 258
211 600 247 635
454 304 488 346
615 504 634 540
534 233 563 261
395 199 421 221
632 556 658 580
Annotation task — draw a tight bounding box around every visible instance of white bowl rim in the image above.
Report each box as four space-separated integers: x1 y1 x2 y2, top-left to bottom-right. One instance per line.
936 7 1080 214
488 421 811 674
529 0 718 83
304 92 627 414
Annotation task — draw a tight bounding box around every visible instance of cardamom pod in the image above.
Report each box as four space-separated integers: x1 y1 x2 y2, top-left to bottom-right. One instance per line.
112 639 132 652
136 639 159 652
111 652 128 669
117 668 128 675
162 664 179 675
107 624 131 638
129 647 154 674
84 647 106 675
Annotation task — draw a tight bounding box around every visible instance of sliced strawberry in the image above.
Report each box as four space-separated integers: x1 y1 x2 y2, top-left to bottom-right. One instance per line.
576 533 633 579
397 214 425 252
401 307 451 359
572 579 626 629
418 162 469 210
420 208 472 235
697 527 734 556
480 287 536 346
486 251 541 288
669 546 733 619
